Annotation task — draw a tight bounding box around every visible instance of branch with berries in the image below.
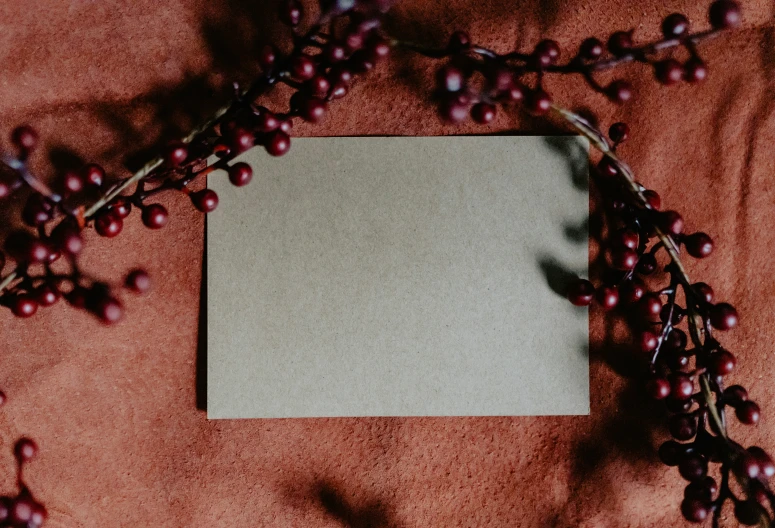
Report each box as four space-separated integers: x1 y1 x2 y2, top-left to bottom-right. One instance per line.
0 0 764 525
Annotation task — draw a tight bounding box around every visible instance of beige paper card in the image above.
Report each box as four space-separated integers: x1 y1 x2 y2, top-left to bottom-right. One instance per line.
207 136 589 419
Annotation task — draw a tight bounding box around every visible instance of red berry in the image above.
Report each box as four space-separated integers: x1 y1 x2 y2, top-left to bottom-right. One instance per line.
662 13 690 37
692 282 714 303
640 293 663 318
51 221 83 255
5 231 49 264
685 232 713 258
90 293 123 324
579 37 604 60
681 499 709 522
94 211 123 238
638 330 658 352
595 286 619 310
748 447 775 478
636 253 657 275
22 194 54 226
265 130 291 157
258 45 276 69
191 189 219 212
709 0 741 29
256 110 280 133
622 279 646 303
438 66 465 93
597 157 618 177
736 401 760 425
439 94 470 123
679 454 708 482
11 125 38 151
228 163 253 187
470 103 496 124
655 59 684 85
709 302 738 330
735 452 761 479
609 247 638 270
684 59 708 83
307 75 331 99
10 295 38 318
566 279 595 306
525 88 552 116
111 196 132 219
660 210 684 235
643 190 661 210
297 97 328 123
605 80 632 103
125 269 151 294
669 413 697 440
35 283 60 307
164 141 188 167
63 170 84 194
447 31 471 52
290 54 316 81
614 228 638 250
724 384 748 403
141 204 169 229
608 122 629 143
227 127 254 154
533 39 560 67
280 0 302 26
10 497 34 525
607 31 633 56
646 377 671 399
82 164 105 187
707 350 736 375
14 438 37 462
325 43 348 63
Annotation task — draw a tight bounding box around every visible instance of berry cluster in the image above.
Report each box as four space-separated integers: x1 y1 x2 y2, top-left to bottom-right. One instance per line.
0 0 392 325
400 0 741 124
0 0 760 526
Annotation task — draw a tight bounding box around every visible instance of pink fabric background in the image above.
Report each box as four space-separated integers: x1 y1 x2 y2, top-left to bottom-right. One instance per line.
0 0 774 526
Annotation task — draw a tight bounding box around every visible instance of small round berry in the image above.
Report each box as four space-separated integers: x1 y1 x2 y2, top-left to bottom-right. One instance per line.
9 497 34 525
707 350 736 376
655 59 684 85
82 164 105 187
51 222 83 255
605 80 632 103
366 37 391 62
724 384 748 403
438 66 465 93
280 0 302 26
709 0 741 29
734 452 761 479
447 31 471 52
191 189 219 212
636 253 657 275
566 278 595 306
141 204 169 229
735 500 764 526
325 42 348 63
665 328 688 351
579 37 604 60
643 190 661 210
747 447 775 478
709 302 738 330
470 103 496 124
29 501 46 527
345 32 364 52
597 157 618 177
608 122 629 143
14 437 37 462
164 141 188 167
65 287 89 309
111 196 132 219
660 210 684 236
265 130 291 157
646 377 671 400
125 269 151 294
94 211 123 238
297 97 328 123
227 163 253 187
684 477 717 501
684 58 708 83
622 278 646 303
227 127 254 154
610 247 638 270
307 75 331 99
255 110 280 133
22 194 54 226
668 352 691 371
679 454 708 482
10 295 38 318
669 413 698 440
595 286 619 310
736 401 760 425
439 95 469 123
640 293 663 318
11 125 38 151
681 499 709 523
607 31 634 56
90 293 123 324
692 282 714 303
613 228 638 250
533 39 561 67
63 170 84 194
638 330 658 352
659 440 683 466
258 45 277 69
290 54 316 81
662 13 690 37
524 88 552 116
35 283 60 307
670 373 694 400
685 232 713 258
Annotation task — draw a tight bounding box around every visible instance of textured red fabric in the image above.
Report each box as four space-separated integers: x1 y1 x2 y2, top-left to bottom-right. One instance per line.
0 1 774 526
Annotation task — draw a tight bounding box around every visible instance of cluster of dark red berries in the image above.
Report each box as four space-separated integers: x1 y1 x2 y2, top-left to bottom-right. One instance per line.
0 0 392 324
566 119 771 525
428 0 740 125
